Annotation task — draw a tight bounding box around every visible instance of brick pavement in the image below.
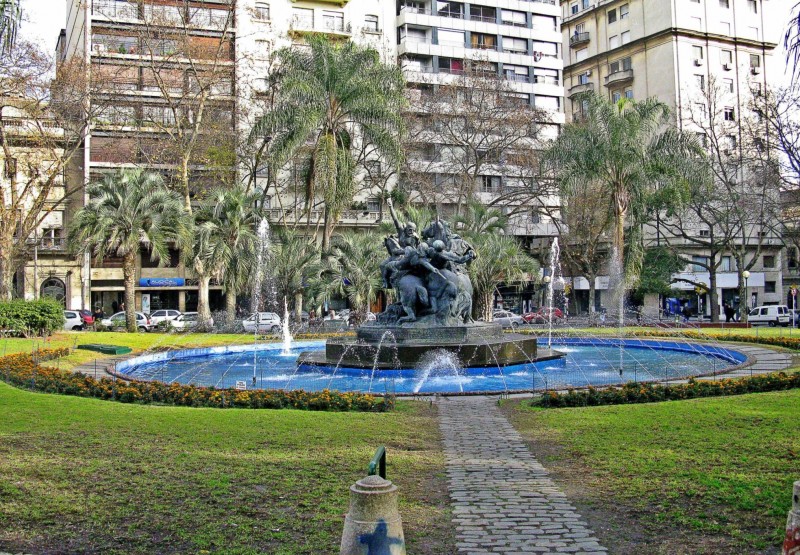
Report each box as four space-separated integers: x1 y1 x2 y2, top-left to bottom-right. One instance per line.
438 396 607 554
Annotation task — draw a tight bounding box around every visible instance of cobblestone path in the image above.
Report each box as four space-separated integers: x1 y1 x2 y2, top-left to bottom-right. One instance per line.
438 396 607 554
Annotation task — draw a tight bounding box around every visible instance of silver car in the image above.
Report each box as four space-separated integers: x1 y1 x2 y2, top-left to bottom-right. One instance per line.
149 309 181 325
243 312 282 334
101 311 153 332
493 310 524 329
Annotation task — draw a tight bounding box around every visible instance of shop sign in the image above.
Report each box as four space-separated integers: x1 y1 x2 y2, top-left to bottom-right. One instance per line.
138 277 185 287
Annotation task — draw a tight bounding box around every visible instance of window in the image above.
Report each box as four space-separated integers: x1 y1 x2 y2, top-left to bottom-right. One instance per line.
694 102 706 117
364 14 379 32
620 3 629 19
721 50 733 65
439 29 465 46
535 95 560 110
612 90 621 102
469 4 495 23
750 54 761 68
576 47 588 61
608 8 617 23
504 64 529 82
696 74 705 91
470 32 496 50
502 9 527 27
578 72 590 84
748 0 758 13
724 107 735 121
726 134 737 150
503 36 527 54
719 0 729 8
789 248 797 268
625 88 634 98
571 3 579 15
530 211 541 224
480 175 501 192
322 11 345 32
254 2 269 20
693 45 704 60
763 255 775 268
721 256 732 272
609 35 619 48
291 7 313 28
621 31 631 44
438 57 464 74
765 281 776 293
437 1 464 18
699 228 710 237
692 255 709 272
695 132 707 147
609 56 631 72
367 198 381 212
531 14 555 31
723 78 734 93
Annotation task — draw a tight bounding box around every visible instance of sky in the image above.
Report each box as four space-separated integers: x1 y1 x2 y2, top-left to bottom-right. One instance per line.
15 0 798 83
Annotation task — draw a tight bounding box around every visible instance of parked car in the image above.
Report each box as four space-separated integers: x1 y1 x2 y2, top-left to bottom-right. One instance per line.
170 312 213 331
242 312 281 334
74 309 94 326
747 304 791 327
493 310 525 329
101 311 153 332
149 309 181 326
63 310 85 331
522 307 565 324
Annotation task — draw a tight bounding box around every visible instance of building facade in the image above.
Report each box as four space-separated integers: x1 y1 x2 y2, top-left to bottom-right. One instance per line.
558 0 785 318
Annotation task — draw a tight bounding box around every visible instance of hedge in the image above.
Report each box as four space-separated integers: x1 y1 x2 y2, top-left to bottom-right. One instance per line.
0 298 65 337
0 348 391 412
532 372 800 408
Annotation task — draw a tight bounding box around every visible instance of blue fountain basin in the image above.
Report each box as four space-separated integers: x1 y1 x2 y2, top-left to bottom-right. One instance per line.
114 338 748 395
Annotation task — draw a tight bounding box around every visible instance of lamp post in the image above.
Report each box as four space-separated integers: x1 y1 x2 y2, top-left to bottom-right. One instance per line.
542 275 551 310
742 270 751 323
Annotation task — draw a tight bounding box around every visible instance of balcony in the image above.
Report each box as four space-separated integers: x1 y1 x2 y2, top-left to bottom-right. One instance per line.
568 82 594 97
569 32 590 48
604 69 633 86
289 18 351 39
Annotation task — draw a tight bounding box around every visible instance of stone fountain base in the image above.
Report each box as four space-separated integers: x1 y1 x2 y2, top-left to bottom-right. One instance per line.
297 322 564 370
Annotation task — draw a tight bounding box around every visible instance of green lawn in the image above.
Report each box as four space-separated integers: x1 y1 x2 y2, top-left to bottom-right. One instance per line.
508 391 800 554
0 383 453 554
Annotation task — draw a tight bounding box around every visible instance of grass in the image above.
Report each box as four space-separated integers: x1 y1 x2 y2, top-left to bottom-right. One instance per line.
508 391 800 554
0 383 454 554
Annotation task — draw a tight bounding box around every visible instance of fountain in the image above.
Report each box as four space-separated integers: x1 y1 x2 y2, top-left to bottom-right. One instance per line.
297 200 563 372
281 297 293 356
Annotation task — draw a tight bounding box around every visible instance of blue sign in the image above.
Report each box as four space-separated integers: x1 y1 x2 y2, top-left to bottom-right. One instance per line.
139 277 185 287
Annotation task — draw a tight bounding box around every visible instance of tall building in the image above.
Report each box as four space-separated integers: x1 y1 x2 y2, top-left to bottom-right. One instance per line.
558 0 785 317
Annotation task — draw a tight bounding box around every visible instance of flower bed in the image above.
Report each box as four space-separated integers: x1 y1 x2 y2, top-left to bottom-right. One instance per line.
0 348 390 412
532 372 800 408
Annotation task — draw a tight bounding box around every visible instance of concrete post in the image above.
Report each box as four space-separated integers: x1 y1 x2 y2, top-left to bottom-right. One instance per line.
340 475 406 555
784 480 800 555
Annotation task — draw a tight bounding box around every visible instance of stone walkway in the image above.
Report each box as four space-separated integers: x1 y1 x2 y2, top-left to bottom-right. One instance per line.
677 343 794 383
438 396 607 554
69 354 137 379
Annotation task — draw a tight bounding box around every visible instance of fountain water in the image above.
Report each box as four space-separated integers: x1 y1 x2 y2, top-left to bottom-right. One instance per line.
413 349 464 393
281 297 293 356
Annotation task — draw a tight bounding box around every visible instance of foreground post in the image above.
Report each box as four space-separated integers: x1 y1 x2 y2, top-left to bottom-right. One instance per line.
340 475 406 555
784 480 800 555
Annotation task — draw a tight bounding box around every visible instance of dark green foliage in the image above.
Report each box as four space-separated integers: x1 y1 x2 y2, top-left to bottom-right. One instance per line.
0 298 64 337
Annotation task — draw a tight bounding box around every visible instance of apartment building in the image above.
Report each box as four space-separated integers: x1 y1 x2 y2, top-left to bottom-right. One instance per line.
63 0 237 314
558 0 785 317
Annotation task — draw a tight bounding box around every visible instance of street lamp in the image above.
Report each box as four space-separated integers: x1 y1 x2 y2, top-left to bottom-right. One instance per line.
742 270 751 322
542 275 551 309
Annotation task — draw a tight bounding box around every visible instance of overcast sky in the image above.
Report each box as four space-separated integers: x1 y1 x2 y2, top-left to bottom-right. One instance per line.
15 0 797 83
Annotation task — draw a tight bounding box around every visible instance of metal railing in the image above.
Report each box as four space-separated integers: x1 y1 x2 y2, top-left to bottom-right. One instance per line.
368 446 386 479
569 32 590 46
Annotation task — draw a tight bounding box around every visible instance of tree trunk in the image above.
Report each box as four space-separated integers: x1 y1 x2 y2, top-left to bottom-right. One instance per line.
737 265 749 323
197 275 212 330
613 208 626 326
588 278 597 324
294 291 303 323
180 156 192 214
0 245 15 301
322 208 331 252
473 290 493 322
225 289 236 323
709 268 719 323
122 251 138 333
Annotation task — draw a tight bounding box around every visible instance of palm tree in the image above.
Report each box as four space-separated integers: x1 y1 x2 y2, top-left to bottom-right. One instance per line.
544 92 702 323
69 169 191 332
453 201 508 235
0 0 19 54
321 232 384 323
466 233 538 322
270 230 322 323
251 36 405 250
189 185 261 329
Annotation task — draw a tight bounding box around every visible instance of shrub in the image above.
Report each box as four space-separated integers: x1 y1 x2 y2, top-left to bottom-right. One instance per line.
0 298 65 337
532 372 800 408
0 348 390 412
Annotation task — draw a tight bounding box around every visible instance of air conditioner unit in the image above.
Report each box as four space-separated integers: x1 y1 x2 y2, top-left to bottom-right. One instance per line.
751 66 762 75
585 69 592 76
694 58 704 66
722 63 733 71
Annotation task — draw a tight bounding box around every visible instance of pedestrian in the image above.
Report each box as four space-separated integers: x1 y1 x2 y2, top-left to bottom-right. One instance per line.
724 303 734 323
682 304 691 323
120 301 125 312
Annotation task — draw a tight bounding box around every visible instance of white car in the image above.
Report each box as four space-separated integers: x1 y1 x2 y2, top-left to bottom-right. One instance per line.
243 312 281 334
101 311 153 332
63 310 85 331
747 304 791 327
170 312 214 331
493 310 525 329
149 309 181 325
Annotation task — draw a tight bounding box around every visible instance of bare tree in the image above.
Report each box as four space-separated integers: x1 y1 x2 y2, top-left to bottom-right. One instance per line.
402 69 548 217
0 40 98 299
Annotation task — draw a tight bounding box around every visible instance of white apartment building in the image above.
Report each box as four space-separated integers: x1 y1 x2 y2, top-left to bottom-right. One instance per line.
558 0 786 317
